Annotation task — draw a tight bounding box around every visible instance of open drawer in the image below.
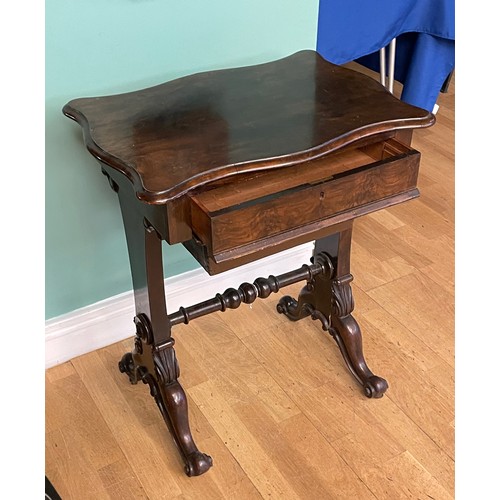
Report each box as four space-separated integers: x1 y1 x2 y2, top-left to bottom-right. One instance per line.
187 138 420 266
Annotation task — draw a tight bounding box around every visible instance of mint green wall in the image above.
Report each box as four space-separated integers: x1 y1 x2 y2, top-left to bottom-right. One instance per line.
46 0 319 320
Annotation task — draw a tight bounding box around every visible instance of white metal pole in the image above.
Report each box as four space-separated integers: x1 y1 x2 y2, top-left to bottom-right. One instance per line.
388 38 396 93
379 46 386 87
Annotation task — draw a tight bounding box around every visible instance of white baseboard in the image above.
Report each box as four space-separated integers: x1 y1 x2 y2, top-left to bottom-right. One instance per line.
45 242 314 369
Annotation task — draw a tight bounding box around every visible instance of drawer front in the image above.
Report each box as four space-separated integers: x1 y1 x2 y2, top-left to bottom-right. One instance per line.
189 147 420 255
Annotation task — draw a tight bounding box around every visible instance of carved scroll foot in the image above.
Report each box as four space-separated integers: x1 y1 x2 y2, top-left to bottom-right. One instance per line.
277 295 313 321
184 451 214 477
118 352 142 385
157 380 213 476
328 319 388 398
119 338 212 476
277 258 388 398
330 276 388 398
276 276 319 322
364 376 389 399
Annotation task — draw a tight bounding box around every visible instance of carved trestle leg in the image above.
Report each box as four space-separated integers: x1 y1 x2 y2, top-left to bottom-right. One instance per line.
278 224 388 398
115 182 212 476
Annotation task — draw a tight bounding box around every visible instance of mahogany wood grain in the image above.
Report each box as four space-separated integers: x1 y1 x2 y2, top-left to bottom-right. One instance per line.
63 50 433 204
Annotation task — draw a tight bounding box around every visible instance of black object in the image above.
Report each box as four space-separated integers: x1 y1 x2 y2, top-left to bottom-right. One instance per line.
45 476 62 500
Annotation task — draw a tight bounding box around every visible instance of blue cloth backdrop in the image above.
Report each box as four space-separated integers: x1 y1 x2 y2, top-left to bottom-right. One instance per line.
316 0 455 112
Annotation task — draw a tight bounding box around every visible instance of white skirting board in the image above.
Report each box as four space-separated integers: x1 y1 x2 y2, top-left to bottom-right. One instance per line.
45 242 314 369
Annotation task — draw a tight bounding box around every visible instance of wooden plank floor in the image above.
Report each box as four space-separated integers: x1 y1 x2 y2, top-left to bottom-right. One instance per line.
46 66 454 499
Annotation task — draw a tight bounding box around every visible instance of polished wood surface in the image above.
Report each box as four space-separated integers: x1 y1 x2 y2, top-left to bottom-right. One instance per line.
63 50 433 204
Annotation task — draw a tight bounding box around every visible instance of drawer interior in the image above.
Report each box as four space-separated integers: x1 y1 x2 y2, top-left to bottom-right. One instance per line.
191 138 412 212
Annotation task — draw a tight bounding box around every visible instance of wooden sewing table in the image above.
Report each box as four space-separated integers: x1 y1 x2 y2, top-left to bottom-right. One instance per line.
63 50 434 476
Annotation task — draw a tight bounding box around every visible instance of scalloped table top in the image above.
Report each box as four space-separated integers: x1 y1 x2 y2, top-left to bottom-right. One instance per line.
63 50 434 204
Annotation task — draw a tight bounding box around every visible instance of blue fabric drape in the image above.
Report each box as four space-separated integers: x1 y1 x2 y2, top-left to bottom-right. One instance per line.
316 0 455 112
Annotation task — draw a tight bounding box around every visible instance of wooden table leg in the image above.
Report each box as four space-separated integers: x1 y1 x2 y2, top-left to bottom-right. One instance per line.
116 192 213 476
278 224 388 398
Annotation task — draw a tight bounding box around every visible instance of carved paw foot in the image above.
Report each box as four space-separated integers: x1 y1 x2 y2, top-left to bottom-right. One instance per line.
184 451 213 477
363 375 389 399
